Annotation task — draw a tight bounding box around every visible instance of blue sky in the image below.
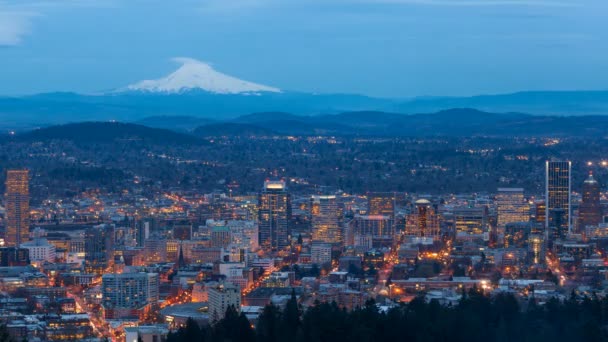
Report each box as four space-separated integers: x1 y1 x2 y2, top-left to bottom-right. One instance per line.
0 0 606 97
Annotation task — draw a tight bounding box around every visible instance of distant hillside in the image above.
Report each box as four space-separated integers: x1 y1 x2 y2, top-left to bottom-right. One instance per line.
17 122 199 144
135 116 215 132
0 91 393 130
399 91 608 115
217 109 608 137
2 89 608 131
233 112 301 123
193 123 278 137
12 109 608 140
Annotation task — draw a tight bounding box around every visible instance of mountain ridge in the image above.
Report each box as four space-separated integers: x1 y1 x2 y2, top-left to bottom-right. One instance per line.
2 89 608 131
8 109 608 140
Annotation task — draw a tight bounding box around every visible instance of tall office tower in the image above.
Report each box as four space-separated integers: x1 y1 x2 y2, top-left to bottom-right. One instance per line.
102 272 159 319
258 180 291 251
546 160 571 239
5 170 30 247
368 192 395 218
84 224 114 274
496 188 529 229
405 199 440 241
311 195 342 244
208 283 241 322
578 173 602 232
311 241 333 265
136 219 152 247
144 238 167 263
0 247 30 266
534 200 546 225
347 214 394 248
454 206 489 240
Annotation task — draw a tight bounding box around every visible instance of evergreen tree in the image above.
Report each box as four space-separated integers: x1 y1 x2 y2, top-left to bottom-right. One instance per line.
281 289 300 341
256 305 280 342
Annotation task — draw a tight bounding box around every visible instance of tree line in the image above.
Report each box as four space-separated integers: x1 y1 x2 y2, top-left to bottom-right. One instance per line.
166 288 608 342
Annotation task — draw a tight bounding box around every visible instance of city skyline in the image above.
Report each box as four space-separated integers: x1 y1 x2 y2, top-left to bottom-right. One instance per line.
1 1 608 339
0 152 607 340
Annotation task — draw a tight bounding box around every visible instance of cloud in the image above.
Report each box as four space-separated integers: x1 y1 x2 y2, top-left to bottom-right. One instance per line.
0 8 36 46
0 0 116 46
173 57 204 64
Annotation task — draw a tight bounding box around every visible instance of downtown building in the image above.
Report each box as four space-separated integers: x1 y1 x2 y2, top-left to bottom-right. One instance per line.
578 173 602 232
367 192 396 218
258 180 291 251
208 282 241 323
102 272 159 320
5 170 30 247
347 214 394 249
496 188 529 229
311 195 343 245
546 160 571 241
404 199 441 244
453 205 490 241
20 237 56 264
84 224 114 275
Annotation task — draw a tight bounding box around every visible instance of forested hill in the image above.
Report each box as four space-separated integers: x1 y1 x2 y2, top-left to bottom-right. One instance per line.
15 122 199 144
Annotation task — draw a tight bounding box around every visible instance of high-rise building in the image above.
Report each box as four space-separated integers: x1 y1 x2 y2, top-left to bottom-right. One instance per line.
102 272 159 319
311 241 332 265
546 160 571 238
311 195 342 244
347 214 394 249
348 215 394 241
144 238 167 263
534 200 546 224
208 283 241 322
5 170 30 247
0 247 29 266
368 192 395 218
578 173 602 232
405 199 440 241
258 180 291 251
85 224 114 274
21 237 56 263
136 218 155 247
454 206 489 239
496 188 529 228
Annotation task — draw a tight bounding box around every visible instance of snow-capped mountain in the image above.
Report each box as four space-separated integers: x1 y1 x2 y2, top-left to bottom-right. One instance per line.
125 57 281 94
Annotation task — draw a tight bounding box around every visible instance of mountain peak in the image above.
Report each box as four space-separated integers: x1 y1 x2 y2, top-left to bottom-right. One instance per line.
125 57 281 94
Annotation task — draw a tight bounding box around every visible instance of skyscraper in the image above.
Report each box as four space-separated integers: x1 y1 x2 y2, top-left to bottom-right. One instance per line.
347 215 394 247
368 192 395 218
258 180 291 251
85 224 114 274
496 188 529 228
102 272 159 319
405 199 440 241
578 173 602 232
534 200 546 225
545 160 571 239
311 195 342 244
5 170 30 247
454 206 489 239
